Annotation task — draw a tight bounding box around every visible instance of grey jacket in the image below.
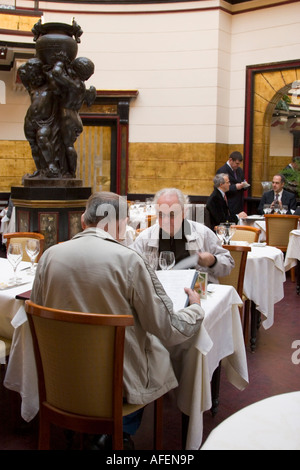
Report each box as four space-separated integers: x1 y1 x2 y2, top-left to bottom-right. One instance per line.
30 227 204 405
132 220 234 284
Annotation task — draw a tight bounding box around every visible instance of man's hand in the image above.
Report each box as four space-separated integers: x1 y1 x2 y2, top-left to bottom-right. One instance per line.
184 287 201 306
238 211 247 219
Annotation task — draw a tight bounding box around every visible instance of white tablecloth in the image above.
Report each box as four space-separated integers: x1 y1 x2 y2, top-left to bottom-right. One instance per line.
201 391 300 450
0 259 33 341
284 230 300 271
170 284 249 450
243 245 285 330
0 207 16 243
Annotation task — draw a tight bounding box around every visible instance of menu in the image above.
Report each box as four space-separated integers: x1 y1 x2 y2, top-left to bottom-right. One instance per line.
155 269 198 311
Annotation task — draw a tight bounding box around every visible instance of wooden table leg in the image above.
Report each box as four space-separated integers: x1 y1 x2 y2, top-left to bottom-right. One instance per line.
211 361 222 416
250 301 258 353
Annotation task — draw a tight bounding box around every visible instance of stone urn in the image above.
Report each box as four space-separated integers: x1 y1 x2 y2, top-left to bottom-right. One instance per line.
32 19 83 66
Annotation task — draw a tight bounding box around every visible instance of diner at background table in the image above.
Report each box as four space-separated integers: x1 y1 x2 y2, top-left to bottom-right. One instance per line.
257 174 297 215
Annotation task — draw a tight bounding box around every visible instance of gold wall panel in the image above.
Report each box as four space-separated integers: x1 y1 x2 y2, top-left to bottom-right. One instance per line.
75 125 111 193
128 142 240 197
0 13 39 31
262 71 286 94
0 141 35 191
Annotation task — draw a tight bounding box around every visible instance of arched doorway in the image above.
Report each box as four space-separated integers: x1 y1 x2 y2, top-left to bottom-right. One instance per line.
244 60 300 211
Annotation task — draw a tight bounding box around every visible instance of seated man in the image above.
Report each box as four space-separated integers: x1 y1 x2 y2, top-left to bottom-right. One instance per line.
206 173 247 230
30 191 204 449
132 187 234 284
257 174 297 215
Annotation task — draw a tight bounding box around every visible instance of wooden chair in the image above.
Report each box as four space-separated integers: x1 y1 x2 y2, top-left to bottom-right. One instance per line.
4 232 45 263
231 225 261 243
218 245 251 308
264 214 300 281
146 214 157 227
25 300 164 450
211 245 251 416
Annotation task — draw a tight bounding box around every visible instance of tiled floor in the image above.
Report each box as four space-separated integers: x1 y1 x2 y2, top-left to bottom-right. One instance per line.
0 272 299 450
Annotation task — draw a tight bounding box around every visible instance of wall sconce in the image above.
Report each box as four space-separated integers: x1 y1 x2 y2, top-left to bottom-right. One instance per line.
0 47 8 60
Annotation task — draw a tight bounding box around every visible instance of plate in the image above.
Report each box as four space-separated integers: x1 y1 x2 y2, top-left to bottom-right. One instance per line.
251 242 267 247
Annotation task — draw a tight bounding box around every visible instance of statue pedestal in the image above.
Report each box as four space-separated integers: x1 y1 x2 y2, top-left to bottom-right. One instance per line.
11 180 91 250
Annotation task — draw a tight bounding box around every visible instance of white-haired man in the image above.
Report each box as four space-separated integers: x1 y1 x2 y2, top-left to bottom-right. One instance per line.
132 187 234 283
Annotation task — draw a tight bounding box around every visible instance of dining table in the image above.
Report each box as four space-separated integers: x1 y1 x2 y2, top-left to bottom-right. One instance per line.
1 255 249 450
201 391 300 450
0 258 34 364
284 229 300 294
240 244 286 352
169 283 249 450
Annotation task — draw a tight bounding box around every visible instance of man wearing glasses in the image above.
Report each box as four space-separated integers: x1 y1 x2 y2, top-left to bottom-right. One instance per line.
132 187 234 283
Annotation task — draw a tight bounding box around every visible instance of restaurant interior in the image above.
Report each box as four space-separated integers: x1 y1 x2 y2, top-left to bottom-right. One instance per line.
0 0 299 452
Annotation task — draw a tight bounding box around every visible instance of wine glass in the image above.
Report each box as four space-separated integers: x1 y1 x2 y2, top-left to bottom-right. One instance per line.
159 251 175 270
228 224 236 244
216 226 226 243
143 251 158 270
263 204 271 214
7 243 23 285
25 239 40 275
281 205 288 214
220 223 236 245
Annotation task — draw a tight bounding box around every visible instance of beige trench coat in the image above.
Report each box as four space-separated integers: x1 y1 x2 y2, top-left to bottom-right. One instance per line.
30 227 204 405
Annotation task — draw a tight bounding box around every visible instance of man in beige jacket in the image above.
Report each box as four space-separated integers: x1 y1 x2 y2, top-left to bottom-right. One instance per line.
30 191 204 449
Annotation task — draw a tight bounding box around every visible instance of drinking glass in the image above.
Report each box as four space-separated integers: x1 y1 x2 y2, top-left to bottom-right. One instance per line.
216 226 226 243
159 251 175 270
220 223 236 245
144 250 158 270
7 243 23 285
281 205 288 214
263 204 271 214
25 239 40 275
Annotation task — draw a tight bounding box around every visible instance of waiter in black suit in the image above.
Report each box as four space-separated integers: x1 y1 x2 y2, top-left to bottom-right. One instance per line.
216 151 249 214
257 174 297 214
206 173 247 230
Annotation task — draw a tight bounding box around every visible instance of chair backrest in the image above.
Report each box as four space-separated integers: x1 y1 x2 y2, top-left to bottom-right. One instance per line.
25 300 133 426
264 214 299 251
231 225 261 243
218 245 251 299
3 232 45 262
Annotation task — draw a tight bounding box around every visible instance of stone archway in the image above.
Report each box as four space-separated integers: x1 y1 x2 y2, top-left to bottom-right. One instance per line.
244 61 300 198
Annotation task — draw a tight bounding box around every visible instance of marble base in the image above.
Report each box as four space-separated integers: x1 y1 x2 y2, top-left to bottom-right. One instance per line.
11 185 92 250
22 177 83 188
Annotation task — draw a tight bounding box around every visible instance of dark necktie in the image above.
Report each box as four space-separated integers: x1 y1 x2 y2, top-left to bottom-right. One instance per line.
224 194 228 205
275 193 279 202
233 170 237 179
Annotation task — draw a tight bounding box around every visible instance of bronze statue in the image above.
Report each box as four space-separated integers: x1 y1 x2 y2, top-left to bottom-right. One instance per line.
20 19 96 179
